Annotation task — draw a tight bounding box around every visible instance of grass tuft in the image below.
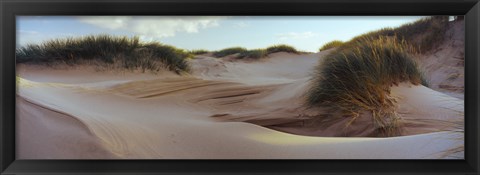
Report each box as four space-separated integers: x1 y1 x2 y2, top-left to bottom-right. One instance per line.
345 16 449 53
212 47 248 57
238 49 268 59
266 44 299 54
307 36 427 136
306 16 449 136
319 40 344 51
15 35 192 74
189 49 210 55
212 44 299 59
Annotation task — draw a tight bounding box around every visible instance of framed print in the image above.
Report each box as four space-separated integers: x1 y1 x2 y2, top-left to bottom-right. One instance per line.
1 0 479 174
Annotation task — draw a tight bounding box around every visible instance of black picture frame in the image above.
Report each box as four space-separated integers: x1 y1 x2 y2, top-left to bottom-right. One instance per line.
1 0 479 174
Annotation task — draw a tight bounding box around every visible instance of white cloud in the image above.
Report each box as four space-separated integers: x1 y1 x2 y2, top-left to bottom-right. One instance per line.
78 16 132 30
19 30 39 35
77 16 225 40
17 30 41 47
234 21 249 28
276 31 319 40
17 31 78 47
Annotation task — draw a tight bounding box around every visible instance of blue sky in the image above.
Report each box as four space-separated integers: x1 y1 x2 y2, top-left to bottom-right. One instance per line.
17 16 427 52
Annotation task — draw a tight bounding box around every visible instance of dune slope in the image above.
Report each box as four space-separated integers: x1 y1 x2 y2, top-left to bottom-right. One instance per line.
418 19 465 99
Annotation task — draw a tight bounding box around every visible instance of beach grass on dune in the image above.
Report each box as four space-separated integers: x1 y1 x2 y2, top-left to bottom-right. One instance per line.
319 40 344 51
346 16 449 53
189 49 210 55
305 17 447 133
307 36 427 136
238 49 268 59
212 44 299 59
212 47 248 57
265 44 299 54
16 35 192 74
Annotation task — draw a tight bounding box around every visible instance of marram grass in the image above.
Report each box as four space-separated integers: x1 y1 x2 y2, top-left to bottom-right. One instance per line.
16 35 192 74
238 49 268 59
305 17 447 135
265 44 299 54
346 16 449 53
319 40 344 51
188 49 210 55
212 47 248 57
307 36 428 136
212 44 299 59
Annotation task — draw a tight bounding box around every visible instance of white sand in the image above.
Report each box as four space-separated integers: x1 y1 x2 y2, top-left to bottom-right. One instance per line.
16 51 464 159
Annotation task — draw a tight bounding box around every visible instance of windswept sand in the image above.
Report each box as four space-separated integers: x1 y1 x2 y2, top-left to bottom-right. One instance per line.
16 51 464 159
418 20 465 99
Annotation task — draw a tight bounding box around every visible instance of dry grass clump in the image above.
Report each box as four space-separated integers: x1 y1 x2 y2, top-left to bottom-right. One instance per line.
238 49 268 59
212 47 248 57
319 40 344 51
306 16 450 136
212 44 299 59
397 16 449 52
189 49 210 55
307 36 428 136
265 44 299 54
346 16 449 53
15 35 191 74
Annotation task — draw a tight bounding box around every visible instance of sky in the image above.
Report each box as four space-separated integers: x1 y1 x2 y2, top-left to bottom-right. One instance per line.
17 16 427 52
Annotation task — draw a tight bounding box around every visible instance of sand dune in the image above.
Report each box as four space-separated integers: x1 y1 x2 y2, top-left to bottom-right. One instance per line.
191 52 328 85
16 52 464 159
418 20 465 99
16 97 118 159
